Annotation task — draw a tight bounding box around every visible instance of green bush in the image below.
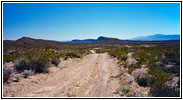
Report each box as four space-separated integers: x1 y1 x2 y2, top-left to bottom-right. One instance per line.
127 63 140 74
120 55 128 61
95 49 106 53
150 85 180 97
3 54 18 64
14 58 30 72
126 92 133 97
51 58 59 66
31 57 50 73
23 70 34 78
66 52 80 58
117 60 127 66
166 65 180 76
3 69 12 83
137 77 152 87
149 67 169 86
14 57 50 73
138 91 146 97
14 74 21 82
121 85 130 94
64 56 69 60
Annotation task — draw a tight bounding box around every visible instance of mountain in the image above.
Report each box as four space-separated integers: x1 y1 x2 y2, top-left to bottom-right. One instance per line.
97 36 120 41
71 34 180 43
71 39 96 43
71 36 120 43
15 37 64 45
3 37 76 48
132 34 180 41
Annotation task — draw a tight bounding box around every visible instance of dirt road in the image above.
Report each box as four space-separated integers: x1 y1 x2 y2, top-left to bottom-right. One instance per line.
3 52 120 97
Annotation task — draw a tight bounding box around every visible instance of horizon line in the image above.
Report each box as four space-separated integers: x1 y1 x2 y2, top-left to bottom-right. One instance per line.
3 33 180 41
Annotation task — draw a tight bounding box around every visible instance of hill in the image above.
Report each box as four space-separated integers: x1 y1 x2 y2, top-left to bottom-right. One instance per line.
71 36 120 43
132 34 180 41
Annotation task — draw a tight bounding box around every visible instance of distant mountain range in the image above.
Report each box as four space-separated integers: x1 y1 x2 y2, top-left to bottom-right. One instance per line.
3 34 180 46
131 34 180 41
71 34 180 43
71 36 120 43
3 34 180 47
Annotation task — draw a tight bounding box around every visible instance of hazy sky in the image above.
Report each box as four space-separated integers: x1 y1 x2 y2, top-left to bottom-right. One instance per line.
3 3 180 41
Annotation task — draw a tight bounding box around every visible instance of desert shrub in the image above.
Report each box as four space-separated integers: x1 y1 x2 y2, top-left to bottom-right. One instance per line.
14 74 21 82
166 65 180 76
120 92 125 96
137 77 152 87
121 85 130 94
23 70 34 78
95 49 106 53
51 58 59 66
126 92 133 97
150 85 180 97
31 57 50 73
138 91 146 97
14 57 50 73
66 52 80 58
14 58 31 72
3 54 19 64
127 63 140 74
64 56 69 60
3 69 12 83
120 54 128 61
117 60 127 66
149 67 169 86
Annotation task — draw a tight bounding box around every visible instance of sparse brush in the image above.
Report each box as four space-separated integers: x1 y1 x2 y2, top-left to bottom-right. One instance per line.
14 74 21 82
14 58 31 72
31 57 50 73
3 69 12 83
126 92 133 97
64 56 68 60
120 92 125 96
138 91 146 97
137 77 152 87
23 70 34 78
51 58 59 66
117 60 127 66
150 84 180 97
121 85 130 94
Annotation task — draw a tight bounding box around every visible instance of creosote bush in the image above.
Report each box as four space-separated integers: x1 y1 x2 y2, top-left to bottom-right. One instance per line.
23 70 34 78
117 60 127 66
14 57 50 73
51 58 59 66
14 58 30 72
14 74 21 82
31 57 50 73
3 69 12 83
121 85 130 94
150 85 180 97
137 77 152 87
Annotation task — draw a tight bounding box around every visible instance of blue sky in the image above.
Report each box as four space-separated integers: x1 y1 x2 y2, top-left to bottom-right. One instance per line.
3 3 180 41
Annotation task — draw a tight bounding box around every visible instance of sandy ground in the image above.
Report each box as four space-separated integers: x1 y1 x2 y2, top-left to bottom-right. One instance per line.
3 52 120 97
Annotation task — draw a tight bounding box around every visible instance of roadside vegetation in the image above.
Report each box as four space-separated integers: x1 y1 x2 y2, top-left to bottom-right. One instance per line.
3 43 91 83
104 45 180 97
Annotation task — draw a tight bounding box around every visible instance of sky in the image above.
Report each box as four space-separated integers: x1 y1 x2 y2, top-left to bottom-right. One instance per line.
3 3 180 41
